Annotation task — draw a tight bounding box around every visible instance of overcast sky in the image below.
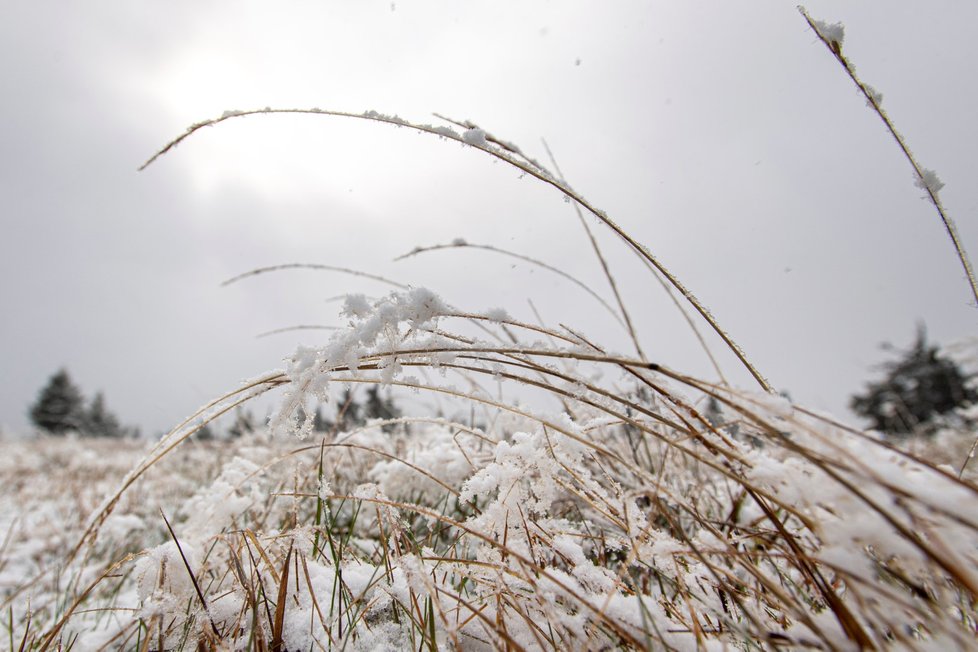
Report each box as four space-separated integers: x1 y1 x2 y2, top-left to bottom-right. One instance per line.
2 1 976 436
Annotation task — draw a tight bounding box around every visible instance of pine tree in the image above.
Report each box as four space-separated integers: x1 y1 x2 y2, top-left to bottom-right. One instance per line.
316 388 402 434
195 422 217 441
227 409 257 439
84 392 124 438
313 406 333 433
365 386 400 432
335 388 365 433
850 326 976 436
29 369 86 434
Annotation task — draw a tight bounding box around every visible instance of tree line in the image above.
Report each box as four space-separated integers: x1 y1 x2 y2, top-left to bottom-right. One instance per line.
29 368 404 440
29 368 138 438
193 386 402 440
29 328 974 440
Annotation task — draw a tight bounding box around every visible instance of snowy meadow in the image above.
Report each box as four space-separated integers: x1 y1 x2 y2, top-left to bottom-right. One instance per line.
4 10 978 652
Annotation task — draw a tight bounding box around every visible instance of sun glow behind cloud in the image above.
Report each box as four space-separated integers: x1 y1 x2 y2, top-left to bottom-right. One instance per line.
133 1 615 201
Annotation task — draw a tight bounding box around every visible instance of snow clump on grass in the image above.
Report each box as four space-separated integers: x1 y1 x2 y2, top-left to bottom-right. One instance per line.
812 18 845 48
915 167 945 196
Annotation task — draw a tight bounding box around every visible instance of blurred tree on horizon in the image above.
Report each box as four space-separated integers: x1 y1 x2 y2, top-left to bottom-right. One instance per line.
851 326 976 436
29 368 135 437
29 368 86 434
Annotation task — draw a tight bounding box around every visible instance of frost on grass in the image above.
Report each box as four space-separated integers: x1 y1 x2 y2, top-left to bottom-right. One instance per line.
863 82 883 107
431 125 460 140
812 17 845 49
272 287 450 437
915 167 946 196
6 329 978 649
462 127 489 147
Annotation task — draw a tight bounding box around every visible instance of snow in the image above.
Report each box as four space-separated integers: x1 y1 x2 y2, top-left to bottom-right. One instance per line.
5 366 978 649
461 127 488 147
341 293 373 319
812 18 845 48
863 83 883 107
431 125 459 139
915 167 945 196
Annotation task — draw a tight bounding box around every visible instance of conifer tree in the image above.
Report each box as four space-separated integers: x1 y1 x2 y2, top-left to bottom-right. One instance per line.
851 327 976 436
313 406 332 433
29 369 86 435
227 409 257 438
195 422 217 441
335 388 365 432
365 386 400 432
84 392 124 438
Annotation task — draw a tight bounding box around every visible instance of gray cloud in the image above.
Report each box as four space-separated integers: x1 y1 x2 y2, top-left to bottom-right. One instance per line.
2 1 976 435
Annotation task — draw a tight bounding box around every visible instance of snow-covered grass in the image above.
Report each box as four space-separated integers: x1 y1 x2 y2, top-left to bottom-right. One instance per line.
798 6 978 311
4 371 978 650
5 10 978 650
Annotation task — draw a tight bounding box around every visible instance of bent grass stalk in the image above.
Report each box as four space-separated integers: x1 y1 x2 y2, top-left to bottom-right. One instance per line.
222 262 409 290
539 138 648 362
394 240 628 331
799 5 978 311
140 107 773 392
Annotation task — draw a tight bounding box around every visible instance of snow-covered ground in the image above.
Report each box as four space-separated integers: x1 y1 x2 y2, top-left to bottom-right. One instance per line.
3 293 978 650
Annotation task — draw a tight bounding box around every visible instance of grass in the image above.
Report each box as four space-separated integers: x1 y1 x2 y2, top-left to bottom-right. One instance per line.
798 6 978 311
3 7 978 650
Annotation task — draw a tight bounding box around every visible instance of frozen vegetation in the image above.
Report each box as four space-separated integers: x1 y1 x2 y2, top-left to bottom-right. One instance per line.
3 8 978 651
3 330 978 650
